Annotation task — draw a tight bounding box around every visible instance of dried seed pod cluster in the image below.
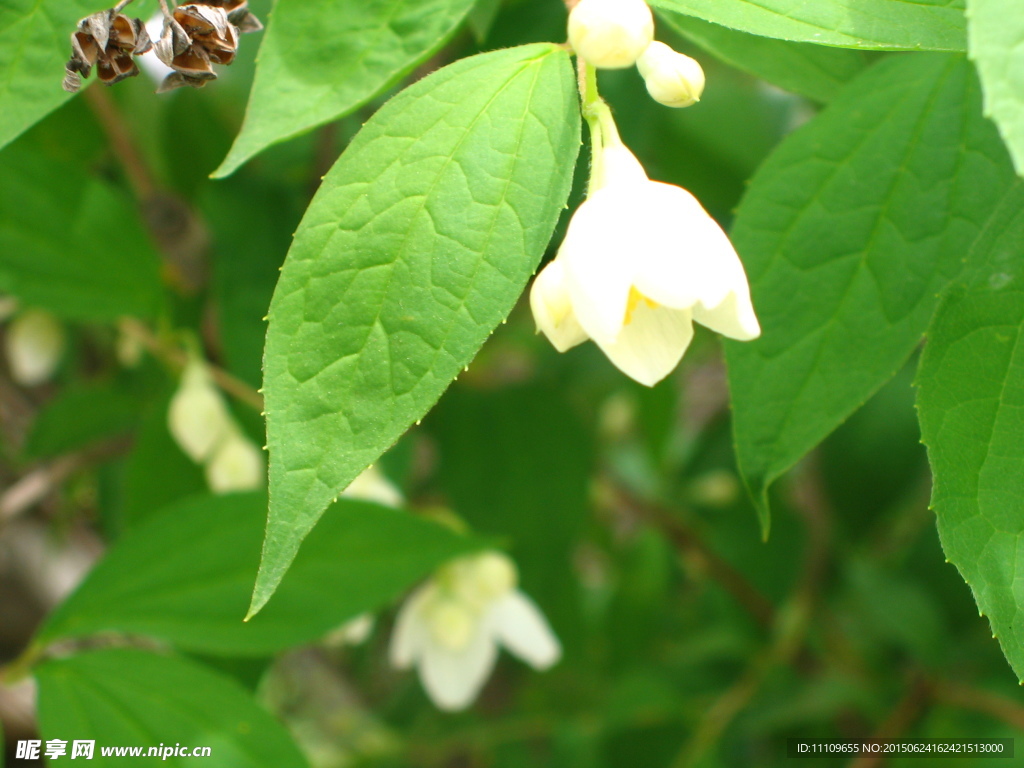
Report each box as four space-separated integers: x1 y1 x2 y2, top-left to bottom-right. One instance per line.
63 11 152 93
62 0 262 94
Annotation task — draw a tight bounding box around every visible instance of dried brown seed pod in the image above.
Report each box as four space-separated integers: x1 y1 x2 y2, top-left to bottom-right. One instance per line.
154 5 240 91
193 0 263 34
63 11 152 93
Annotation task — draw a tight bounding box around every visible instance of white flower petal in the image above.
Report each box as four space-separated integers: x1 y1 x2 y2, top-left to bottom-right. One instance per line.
594 302 694 387
389 586 432 669
693 289 761 341
559 192 638 343
342 465 404 507
489 591 561 670
594 142 649 190
205 429 265 493
630 183 734 312
419 626 498 711
530 260 589 352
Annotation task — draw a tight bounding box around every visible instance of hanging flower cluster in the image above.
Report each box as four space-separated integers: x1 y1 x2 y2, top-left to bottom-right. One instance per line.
531 0 760 386
168 356 265 493
62 0 261 94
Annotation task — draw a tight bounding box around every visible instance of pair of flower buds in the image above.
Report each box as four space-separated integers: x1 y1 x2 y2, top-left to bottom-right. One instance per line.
529 0 761 386
168 357 265 493
570 0 705 107
63 0 261 94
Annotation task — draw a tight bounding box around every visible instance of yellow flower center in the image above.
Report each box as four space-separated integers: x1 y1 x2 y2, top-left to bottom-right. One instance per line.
625 287 659 325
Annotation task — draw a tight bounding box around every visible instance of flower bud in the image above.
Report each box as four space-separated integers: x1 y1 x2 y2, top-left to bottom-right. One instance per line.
5 310 65 386
568 0 654 69
168 358 232 462
636 41 705 107
324 613 375 646
205 428 265 493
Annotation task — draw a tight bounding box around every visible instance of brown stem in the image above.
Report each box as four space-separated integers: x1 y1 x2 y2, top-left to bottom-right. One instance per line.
612 485 775 629
0 437 132 528
83 87 156 199
848 675 932 768
84 79 209 292
931 679 1024 731
112 0 136 14
119 318 264 411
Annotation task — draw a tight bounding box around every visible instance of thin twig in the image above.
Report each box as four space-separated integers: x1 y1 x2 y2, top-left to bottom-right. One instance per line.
83 87 156 199
932 679 1024 731
119 318 264 411
670 462 831 768
0 438 131 528
84 78 209 292
611 485 776 629
112 0 136 14
848 675 931 768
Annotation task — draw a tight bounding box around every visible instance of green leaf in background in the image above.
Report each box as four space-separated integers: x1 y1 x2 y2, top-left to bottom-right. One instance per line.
255 43 580 616
647 0 967 51
0 149 164 321
37 648 308 768
24 381 144 459
916 197 1024 680
116 390 207 532
657 12 868 104
967 0 1024 175
431 382 592 644
213 0 477 177
37 492 484 655
725 54 1021 534
206 178 300 388
0 1 103 151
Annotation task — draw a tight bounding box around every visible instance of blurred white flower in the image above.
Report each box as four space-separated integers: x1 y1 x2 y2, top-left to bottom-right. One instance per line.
390 552 560 711
568 0 654 69
205 427 265 493
5 309 65 386
637 41 705 108
341 465 403 508
168 357 233 463
531 137 759 386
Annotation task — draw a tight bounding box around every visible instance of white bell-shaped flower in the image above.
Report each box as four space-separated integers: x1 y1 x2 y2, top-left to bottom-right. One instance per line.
390 551 561 711
4 309 65 386
205 426 265 493
568 0 654 69
637 41 705 108
168 357 233 463
341 465 404 508
531 137 759 386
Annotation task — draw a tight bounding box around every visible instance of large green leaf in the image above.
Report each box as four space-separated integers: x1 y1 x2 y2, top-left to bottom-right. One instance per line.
36 492 483 655
916 197 1024 680
0 149 164 321
648 0 967 51
255 43 580 616
725 54 1021 533
37 649 308 767
0 1 154 152
658 12 868 103
213 0 477 177
967 0 1024 175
